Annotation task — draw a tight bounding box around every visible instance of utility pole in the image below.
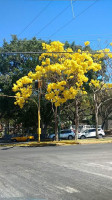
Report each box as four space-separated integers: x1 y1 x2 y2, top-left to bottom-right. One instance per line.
35 80 42 142
38 90 41 142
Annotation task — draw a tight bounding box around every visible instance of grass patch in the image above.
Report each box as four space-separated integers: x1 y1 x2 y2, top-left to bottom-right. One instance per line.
0 140 79 147
0 138 112 147
78 137 112 144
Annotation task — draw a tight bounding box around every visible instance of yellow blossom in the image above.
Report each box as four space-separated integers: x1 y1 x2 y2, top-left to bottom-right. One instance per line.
84 41 90 46
13 40 111 108
12 84 18 92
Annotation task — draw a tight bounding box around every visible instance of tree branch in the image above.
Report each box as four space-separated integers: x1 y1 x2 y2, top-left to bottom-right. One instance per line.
98 98 112 110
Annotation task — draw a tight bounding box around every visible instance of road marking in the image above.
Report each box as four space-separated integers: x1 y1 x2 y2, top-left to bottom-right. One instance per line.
74 168 112 181
0 181 22 198
85 163 112 171
55 163 112 181
106 162 112 165
55 186 80 193
0 174 23 198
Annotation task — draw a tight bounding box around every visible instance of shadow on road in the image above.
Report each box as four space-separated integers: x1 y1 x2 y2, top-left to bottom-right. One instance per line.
1 147 14 150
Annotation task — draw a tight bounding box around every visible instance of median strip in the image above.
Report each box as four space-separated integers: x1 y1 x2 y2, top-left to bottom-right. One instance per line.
0 138 112 147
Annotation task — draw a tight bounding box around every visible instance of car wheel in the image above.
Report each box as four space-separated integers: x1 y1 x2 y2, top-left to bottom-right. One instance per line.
68 135 73 140
99 134 103 138
13 139 17 142
27 138 30 142
80 135 86 139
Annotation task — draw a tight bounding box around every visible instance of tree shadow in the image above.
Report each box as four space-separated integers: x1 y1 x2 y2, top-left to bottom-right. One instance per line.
1 146 13 150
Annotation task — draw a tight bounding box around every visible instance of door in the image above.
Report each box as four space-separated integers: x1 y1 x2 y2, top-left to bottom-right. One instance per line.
88 129 96 138
60 131 65 139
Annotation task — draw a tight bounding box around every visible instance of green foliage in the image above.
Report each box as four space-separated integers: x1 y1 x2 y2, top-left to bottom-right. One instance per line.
0 35 46 132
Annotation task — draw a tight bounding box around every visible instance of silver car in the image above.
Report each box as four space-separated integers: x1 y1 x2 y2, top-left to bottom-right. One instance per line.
78 128 105 139
48 129 75 140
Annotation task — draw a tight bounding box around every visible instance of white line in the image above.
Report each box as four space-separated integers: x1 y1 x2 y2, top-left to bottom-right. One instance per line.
85 163 112 171
66 186 80 193
81 169 112 180
55 185 80 193
106 162 112 165
55 163 112 181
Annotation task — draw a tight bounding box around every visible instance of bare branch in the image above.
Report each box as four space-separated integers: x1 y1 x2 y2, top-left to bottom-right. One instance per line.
98 98 112 110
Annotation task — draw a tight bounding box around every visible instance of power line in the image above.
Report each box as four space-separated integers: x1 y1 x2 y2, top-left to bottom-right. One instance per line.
0 51 112 54
18 1 52 37
35 1 76 36
48 0 98 39
105 40 112 49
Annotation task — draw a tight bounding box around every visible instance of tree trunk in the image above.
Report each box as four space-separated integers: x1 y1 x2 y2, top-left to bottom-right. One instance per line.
55 106 58 141
102 120 105 130
101 111 112 130
5 120 9 135
102 118 108 130
94 93 99 139
42 123 47 135
75 99 79 140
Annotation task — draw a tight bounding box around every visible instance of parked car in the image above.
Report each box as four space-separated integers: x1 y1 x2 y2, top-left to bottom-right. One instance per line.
70 124 102 133
78 128 105 139
0 134 12 143
11 134 34 142
48 129 75 140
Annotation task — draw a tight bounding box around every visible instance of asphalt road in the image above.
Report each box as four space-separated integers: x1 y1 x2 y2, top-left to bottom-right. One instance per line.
0 144 112 200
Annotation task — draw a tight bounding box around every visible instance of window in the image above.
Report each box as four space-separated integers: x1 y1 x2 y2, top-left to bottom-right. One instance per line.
88 129 95 133
61 130 71 134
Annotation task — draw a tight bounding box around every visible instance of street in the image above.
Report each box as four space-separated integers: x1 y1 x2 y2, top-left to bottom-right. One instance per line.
0 144 112 200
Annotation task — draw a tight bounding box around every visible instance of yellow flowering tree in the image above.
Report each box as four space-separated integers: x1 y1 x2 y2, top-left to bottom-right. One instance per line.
12 41 107 141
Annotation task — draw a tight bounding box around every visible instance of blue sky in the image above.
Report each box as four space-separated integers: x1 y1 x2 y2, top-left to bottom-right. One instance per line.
0 0 112 50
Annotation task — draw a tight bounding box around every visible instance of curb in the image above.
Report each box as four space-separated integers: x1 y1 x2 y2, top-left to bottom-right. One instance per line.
0 141 79 147
0 140 112 148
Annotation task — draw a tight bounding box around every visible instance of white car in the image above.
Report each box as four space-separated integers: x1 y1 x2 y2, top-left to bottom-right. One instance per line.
78 128 105 139
48 129 75 140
